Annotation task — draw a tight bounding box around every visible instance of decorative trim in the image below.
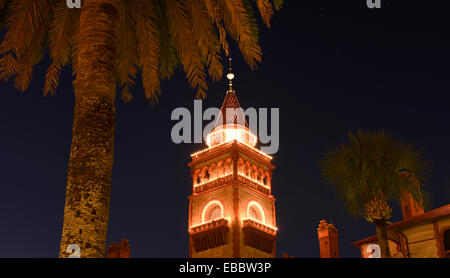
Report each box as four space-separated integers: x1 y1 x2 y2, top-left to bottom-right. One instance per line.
190 218 230 253
242 219 277 254
398 231 409 258
433 222 444 258
200 200 224 224
189 141 274 170
237 175 270 195
246 200 266 223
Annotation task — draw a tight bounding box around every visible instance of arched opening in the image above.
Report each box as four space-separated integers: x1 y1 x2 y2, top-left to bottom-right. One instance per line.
247 201 265 223
248 207 261 221
444 229 450 258
224 158 233 175
237 158 245 175
264 171 271 187
217 160 224 177
201 200 224 223
208 206 222 221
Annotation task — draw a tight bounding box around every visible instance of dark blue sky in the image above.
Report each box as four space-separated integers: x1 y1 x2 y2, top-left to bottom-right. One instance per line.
0 1 449 258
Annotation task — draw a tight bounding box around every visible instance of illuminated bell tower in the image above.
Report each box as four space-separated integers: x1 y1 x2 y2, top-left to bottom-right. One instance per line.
188 58 277 258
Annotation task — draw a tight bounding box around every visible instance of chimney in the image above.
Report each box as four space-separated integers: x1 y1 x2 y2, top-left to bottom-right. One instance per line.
399 171 424 220
106 239 130 258
400 191 424 220
317 220 339 258
106 242 120 258
119 239 131 258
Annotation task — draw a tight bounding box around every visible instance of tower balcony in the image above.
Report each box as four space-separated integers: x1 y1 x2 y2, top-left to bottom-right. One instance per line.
194 174 233 194
189 218 230 252
242 218 277 254
237 174 271 195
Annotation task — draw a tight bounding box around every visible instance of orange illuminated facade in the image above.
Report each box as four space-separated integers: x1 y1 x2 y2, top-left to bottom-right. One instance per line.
187 70 277 258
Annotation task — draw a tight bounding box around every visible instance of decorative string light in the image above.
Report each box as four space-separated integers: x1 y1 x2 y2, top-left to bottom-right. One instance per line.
201 200 224 224
194 173 233 188
247 201 266 223
238 173 271 190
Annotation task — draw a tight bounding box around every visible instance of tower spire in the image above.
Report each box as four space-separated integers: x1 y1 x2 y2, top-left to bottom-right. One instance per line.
226 54 234 92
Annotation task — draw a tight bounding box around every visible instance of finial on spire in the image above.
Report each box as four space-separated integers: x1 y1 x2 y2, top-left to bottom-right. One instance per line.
226 54 234 91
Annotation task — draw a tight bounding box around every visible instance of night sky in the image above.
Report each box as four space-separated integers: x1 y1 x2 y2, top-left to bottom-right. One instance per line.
1 1 449 258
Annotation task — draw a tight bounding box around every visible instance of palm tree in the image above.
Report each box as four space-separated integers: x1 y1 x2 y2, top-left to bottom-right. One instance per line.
0 0 283 258
320 130 428 258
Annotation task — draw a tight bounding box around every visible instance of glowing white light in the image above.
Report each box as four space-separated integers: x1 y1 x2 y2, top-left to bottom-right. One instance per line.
189 217 229 230
206 124 257 148
242 217 278 231
238 173 271 190
201 200 224 224
194 173 233 188
247 201 266 223
191 134 272 160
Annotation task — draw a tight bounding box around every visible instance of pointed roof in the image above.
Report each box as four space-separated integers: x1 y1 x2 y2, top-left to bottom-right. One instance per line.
214 89 248 128
213 54 248 129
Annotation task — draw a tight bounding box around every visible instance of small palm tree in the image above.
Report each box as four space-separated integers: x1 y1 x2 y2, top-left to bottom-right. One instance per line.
320 130 428 258
0 0 283 257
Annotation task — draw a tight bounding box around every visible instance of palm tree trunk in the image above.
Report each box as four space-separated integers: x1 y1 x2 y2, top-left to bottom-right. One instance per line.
59 0 118 258
374 219 391 258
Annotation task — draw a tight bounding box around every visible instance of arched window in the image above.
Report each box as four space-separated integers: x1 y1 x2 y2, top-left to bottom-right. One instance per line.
209 164 217 179
251 165 258 180
248 207 260 220
257 169 264 183
193 170 201 185
444 229 450 258
209 206 222 220
264 171 271 187
217 161 224 177
237 158 245 175
201 200 224 223
247 201 265 223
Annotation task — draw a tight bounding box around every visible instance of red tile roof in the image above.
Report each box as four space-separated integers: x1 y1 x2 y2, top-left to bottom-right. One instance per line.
352 204 450 247
214 90 248 128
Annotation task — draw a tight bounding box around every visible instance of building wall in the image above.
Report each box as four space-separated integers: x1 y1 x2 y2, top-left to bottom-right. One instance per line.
190 185 235 258
403 223 438 258
190 185 234 226
239 186 276 258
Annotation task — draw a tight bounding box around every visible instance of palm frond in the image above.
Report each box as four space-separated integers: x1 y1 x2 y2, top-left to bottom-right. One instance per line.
44 1 80 95
255 0 274 27
132 0 161 105
218 0 262 69
0 0 10 29
320 130 430 220
154 0 179 80
188 0 222 82
5 0 52 91
271 0 283 10
116 0 139 102
167 0 208 98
